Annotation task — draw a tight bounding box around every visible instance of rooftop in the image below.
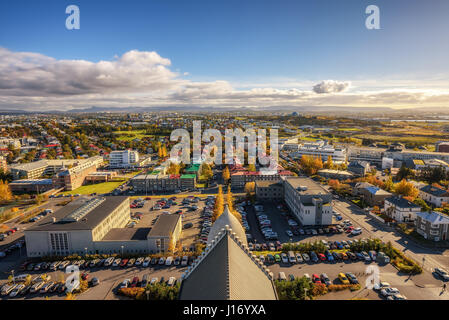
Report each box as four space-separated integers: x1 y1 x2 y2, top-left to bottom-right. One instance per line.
284 177 330 196
26 196 129 232
417 211 449 225
147 214 181 238
102 227 151 241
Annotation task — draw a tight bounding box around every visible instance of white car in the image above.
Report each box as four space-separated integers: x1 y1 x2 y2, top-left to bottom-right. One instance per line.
135 257 144 266
351 228 362 235
387 294 407 300
281 253 289 264
286 230 293 237
381 287 400 297
181 256 189 267
373 281 390 291
9 284 25 297
142 257 151 267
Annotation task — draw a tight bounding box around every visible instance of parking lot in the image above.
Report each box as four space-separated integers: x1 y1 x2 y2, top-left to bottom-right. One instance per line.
0 259 187 300
129 195 209 250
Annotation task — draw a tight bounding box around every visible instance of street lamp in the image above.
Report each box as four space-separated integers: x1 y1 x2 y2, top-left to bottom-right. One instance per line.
84 247 88 256
11 270 15 284
121 245 124 256
146 289 150 301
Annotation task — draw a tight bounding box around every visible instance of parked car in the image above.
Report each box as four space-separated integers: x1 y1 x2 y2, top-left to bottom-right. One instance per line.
434 268 449 281
381 287 400 297
373 281 391 291
320 273 332 286
338 273 350 285
345 272 359 284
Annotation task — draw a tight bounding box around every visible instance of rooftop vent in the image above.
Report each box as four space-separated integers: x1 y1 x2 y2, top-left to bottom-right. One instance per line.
297 186 308 192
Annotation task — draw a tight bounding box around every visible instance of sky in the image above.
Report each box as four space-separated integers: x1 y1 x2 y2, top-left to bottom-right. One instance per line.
0 0 449 111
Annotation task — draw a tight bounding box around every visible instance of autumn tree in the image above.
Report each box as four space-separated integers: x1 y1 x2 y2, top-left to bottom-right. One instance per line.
244 182 256 197
0 180 13 203
300 155 323 175
323 156 334 169
199 162 213 180
248 164 256 172
222 166 230 183
166 162 181 175
213 186 224 222
393 179 419 200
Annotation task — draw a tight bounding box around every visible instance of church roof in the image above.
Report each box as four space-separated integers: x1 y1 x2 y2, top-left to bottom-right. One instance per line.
207 205 247 246
179 225 278 300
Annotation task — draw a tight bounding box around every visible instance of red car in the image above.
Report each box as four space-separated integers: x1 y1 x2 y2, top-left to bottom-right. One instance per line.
345 226 354 233
81 272 89 281
318 253 326 261
131 276 139 288
312 274 322 284
175 210 183 215
120 259 129 267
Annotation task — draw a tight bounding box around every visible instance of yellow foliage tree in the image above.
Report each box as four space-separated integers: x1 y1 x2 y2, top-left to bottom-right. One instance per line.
222 166 230 183
393 179 419 200
226 186 242 222
0 180 13 202
244 182 255 197
213 186 224 222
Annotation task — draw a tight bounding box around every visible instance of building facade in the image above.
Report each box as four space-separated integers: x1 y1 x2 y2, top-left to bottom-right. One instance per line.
282 177 333 226
415 211 449 241
384 196 421 223
109 150 139 168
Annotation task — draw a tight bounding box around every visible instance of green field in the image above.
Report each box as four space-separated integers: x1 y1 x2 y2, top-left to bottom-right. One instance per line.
62 180 126 195
113 130 155 142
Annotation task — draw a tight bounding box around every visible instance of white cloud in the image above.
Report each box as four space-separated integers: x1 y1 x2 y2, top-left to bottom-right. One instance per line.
0 47 448 110
312 80 351 94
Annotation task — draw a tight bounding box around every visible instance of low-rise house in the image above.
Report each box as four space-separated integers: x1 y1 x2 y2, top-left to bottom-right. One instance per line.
419 185 449 207
348 161 371 176
353 182 392 206
415 211 449 241
384 196 421 223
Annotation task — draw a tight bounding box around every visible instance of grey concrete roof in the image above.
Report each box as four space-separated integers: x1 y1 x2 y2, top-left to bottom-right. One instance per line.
26 196 129 232
102 227 151 241
147 213 181 238
284 177 329 195
179 227 277 300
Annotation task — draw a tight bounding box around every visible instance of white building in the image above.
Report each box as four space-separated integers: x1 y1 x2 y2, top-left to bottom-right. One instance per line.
24 196 182 257
109 150 139 168
384 196 421 223
291 140 347 162
419 185 449 207
282 177 333 226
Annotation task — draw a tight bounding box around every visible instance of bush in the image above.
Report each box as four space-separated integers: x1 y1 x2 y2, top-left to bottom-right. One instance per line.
328 284 360 292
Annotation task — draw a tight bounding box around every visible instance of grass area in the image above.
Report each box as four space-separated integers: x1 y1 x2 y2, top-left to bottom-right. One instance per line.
113 130 155 142
61 180 126 195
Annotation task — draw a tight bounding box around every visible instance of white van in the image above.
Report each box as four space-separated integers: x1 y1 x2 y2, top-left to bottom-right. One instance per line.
288 251 296 264
278 272 287 281
14 274 30 283
167 277 176 287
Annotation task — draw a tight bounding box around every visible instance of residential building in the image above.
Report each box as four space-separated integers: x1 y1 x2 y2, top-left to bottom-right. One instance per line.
347 161 371 176
419 185 449 207
109 150 139 168
359 185 392 207
180 174 196 190
282 177 333 226
255 180 284 201
130 173 181 193
384 196 421 223
415 211 449 241
52 156 103 191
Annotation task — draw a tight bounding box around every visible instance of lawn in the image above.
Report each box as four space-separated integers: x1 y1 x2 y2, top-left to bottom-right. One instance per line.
61 180 126 195
113 130 155 142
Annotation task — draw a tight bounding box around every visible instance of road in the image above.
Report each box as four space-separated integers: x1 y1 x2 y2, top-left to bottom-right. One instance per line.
332 198 449 276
